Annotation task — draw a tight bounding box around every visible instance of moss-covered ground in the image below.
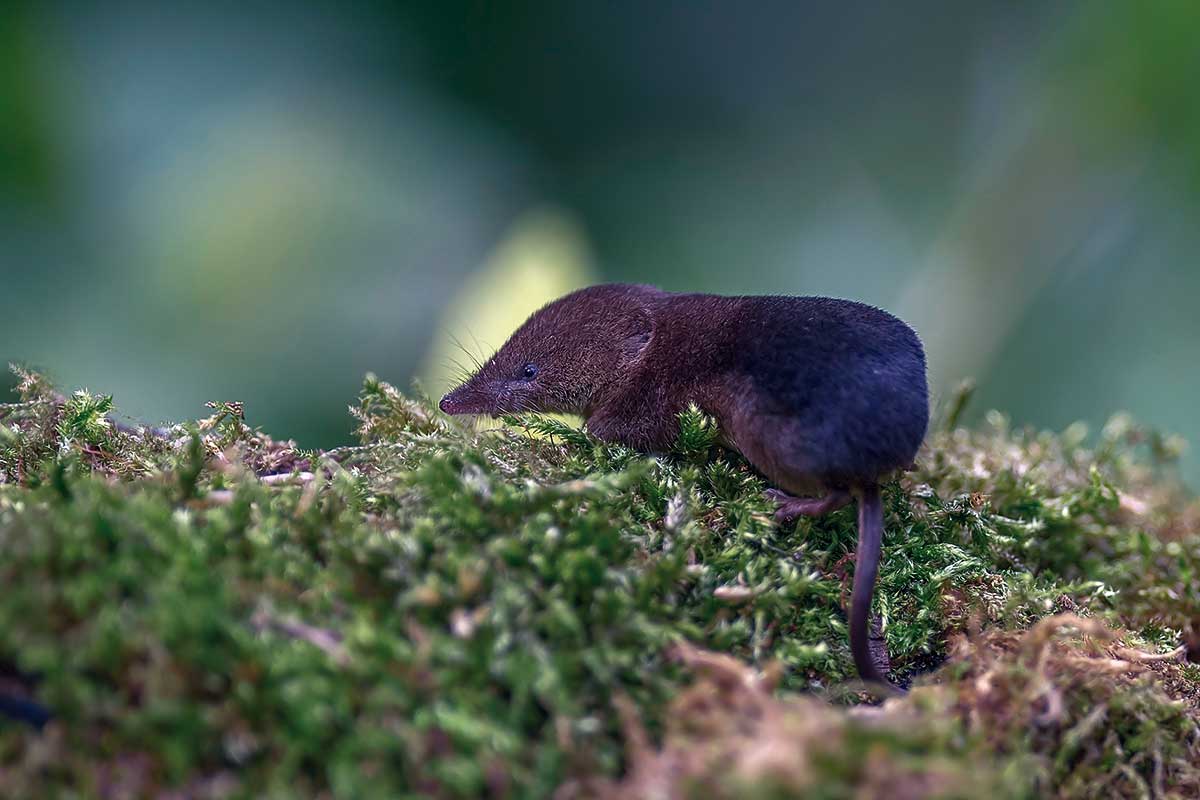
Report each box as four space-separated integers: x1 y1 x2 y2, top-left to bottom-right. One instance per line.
1 366 1198 798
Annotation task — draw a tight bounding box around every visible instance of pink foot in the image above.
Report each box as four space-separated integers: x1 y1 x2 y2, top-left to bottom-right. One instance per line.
767 488 852 523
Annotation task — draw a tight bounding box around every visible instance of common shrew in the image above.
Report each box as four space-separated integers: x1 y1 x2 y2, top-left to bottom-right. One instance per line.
440 284 929 688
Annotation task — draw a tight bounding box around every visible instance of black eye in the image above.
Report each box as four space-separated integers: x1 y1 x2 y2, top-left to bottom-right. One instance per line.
521 363 538 380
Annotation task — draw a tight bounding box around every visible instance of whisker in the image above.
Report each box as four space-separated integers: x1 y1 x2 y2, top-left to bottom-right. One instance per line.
443 356 474 384
466 330 483 355
449 333 485 371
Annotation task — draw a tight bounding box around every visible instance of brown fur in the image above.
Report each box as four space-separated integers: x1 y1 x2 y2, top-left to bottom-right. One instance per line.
441 283 930 689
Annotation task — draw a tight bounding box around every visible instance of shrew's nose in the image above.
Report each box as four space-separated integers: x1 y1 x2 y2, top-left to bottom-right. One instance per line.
439 395 453 413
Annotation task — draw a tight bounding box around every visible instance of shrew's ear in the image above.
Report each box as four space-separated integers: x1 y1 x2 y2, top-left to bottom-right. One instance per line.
617 307 655 367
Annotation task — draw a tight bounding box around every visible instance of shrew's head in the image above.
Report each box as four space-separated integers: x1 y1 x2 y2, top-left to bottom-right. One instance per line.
439 284 660 417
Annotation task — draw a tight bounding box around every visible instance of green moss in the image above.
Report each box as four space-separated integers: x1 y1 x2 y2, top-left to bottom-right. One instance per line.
1 367 1197 797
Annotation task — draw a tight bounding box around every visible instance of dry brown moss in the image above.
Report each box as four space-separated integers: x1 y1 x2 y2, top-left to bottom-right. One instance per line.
568 617 1200 799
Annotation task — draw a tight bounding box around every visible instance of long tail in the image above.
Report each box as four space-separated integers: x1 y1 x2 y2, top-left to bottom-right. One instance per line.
851 484 899 692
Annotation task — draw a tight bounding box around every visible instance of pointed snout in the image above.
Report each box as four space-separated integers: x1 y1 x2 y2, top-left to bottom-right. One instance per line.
439 390 463 415
439 383 489 416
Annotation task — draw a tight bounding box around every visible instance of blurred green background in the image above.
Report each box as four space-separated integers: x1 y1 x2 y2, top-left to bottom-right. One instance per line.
3 1 1198 482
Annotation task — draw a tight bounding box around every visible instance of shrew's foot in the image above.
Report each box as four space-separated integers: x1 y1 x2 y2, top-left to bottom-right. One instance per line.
767 488 852 523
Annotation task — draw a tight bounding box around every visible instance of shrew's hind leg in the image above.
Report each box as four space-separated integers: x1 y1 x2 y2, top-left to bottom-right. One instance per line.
766 488 852 523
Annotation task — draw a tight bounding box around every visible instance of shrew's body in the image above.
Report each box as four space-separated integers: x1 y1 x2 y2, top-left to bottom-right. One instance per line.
440 284 929 688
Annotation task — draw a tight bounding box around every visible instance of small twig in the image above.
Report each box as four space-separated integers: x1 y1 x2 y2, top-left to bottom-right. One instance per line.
250 607 348 666
1115 645 1187 663
259 471 315 485
714 585 756 602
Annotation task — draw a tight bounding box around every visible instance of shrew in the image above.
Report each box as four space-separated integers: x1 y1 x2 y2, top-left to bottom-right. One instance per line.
440 283 929 689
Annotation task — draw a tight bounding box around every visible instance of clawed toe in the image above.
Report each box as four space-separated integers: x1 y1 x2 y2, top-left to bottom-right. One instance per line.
773 505 803 524
765 489 805 523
